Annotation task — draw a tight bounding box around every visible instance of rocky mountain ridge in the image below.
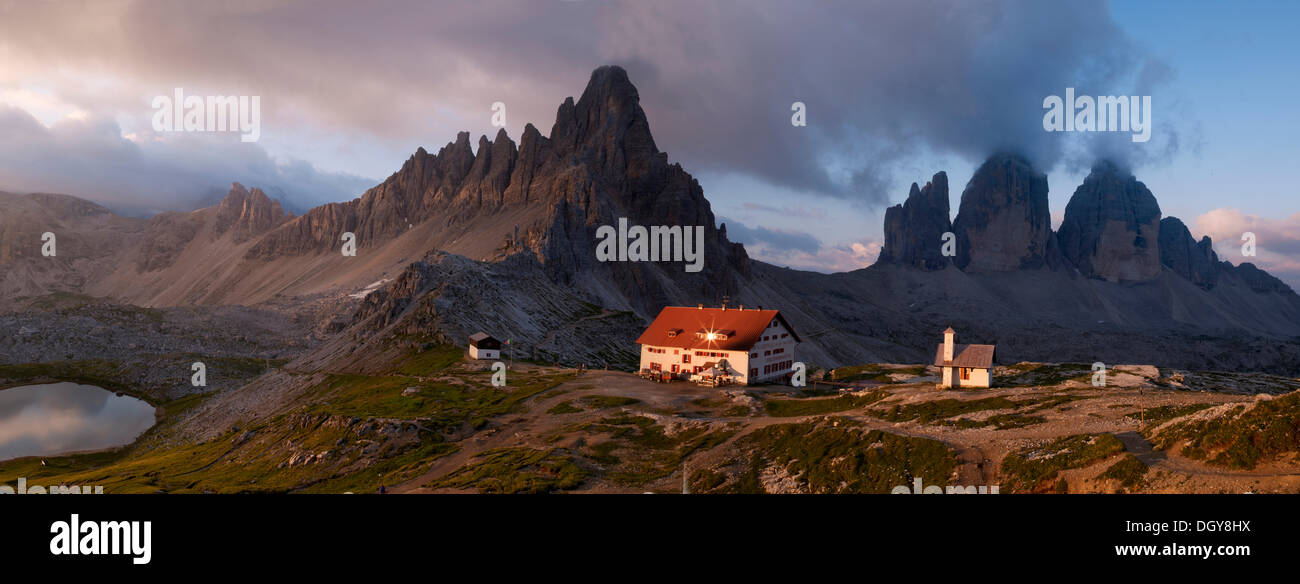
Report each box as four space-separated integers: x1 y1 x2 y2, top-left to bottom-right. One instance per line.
3 66 1299 373
876 154 1295 296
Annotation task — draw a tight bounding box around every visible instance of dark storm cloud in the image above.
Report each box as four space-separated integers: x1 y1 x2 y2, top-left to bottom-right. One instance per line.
0 0 1183 211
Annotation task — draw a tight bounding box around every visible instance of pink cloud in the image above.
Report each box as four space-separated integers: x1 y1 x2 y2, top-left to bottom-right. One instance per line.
1194 208 1300 288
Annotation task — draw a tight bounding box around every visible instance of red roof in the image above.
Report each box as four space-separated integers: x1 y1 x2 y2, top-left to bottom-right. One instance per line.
636 306 800 351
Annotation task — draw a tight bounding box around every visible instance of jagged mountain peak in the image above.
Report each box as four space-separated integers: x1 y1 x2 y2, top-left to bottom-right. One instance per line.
237 65 744 316
550 65 660 165
214 182 288 242
951 152 1054 272
878 171 952 270
1057 159 1162 282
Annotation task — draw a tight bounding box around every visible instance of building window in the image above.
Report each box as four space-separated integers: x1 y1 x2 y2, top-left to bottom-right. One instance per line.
750 368 757 377
683 354 691 364
671 364 678 373
960 368 971 381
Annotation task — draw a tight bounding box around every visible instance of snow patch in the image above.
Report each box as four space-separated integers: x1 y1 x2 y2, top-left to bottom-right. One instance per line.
349 279 391 299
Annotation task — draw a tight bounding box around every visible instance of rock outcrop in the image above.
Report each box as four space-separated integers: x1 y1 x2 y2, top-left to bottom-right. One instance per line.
1158 216 1221 289
951 153 1055 272
214 183 289 242
1227 262 1295 295
1056 161 1162 282
877 172 952 270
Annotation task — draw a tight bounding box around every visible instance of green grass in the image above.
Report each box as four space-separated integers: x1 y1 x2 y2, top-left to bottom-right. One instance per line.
871 396 1019 423
722 405 751 417
871 394 1088 426
943 413 1046 430
547 401 583 415
580 395 641 409
696 417 957 494
764 390 888 417
301 440 459 494
1100 454 1149 491
580 414 735 486
1150 393 1300 470
307 370 576 427
394 344 467 376
828 364 925 383
426 447 586 494
1000 433 1126 493
0 411 460 494
1135 403 1214 427
0 363 571 493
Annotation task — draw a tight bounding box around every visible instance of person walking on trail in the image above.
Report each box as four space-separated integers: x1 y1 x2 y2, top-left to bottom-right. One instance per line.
379 485 387 494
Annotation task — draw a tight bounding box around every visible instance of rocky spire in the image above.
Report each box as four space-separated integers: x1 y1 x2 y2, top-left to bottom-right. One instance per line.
877 172 952 270
214 182 288 242
951 153 1055 272
1158 216 1220 289
1056 160 1162 282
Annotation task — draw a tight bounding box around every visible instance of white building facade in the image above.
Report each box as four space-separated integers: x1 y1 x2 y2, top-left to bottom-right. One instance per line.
637 306 800 386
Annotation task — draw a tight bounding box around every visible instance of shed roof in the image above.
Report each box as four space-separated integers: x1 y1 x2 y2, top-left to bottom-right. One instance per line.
934 343 995 369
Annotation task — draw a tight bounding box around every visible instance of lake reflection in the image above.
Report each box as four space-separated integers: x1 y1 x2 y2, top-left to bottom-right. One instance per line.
0 382 157 461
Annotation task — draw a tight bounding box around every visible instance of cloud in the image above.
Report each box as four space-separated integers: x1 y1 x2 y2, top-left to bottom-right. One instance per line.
721 214 881 272
1195 208 1300 289
0 105 373 214
748 240 880 274
718 217 821 254
0 0 1186 213
739 202 827 220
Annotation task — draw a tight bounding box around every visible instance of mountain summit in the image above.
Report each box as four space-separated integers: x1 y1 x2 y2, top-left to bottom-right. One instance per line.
4 65 1300 373
951 153 1057 272
1057 161 1162 282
